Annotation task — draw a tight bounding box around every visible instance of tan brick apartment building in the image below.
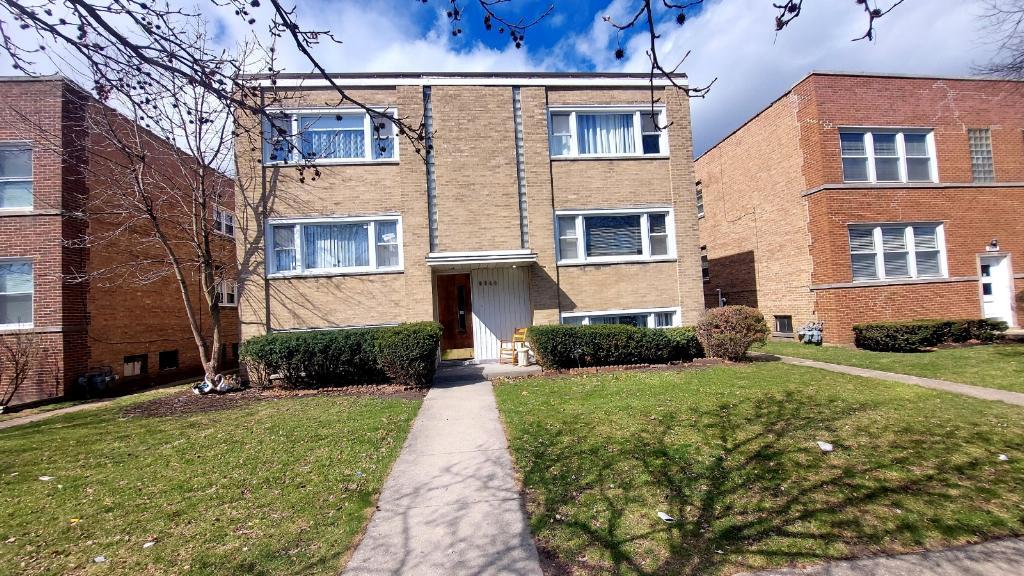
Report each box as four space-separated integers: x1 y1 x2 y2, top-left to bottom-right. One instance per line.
234 73 704 361
697 72 1024 343
0 76 240 405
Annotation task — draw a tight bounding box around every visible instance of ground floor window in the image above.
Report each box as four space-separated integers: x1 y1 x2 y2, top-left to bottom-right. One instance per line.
124 354 148 378
0 259 32 328
158 350 179 371
848 223 946 282
774 315 793 334
561 307 680 328
267 216 403 276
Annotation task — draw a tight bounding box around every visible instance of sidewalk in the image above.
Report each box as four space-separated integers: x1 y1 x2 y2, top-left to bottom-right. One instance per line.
742 537 1024 575
343 363 543 576
762 354 1024 407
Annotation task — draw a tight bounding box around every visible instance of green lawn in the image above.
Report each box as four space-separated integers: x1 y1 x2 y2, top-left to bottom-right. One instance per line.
756 340 1024 394
0 390 419 575
495 363 1024 575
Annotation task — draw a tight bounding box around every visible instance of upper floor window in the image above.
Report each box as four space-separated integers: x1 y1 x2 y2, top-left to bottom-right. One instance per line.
840 130 935 183
556 208 675 265
0 260 33 328
213 207 234 237
267 216 403 277
264 110 397 165
968 128 994 183
848 223 946 282
0 143 32 210
548 107 668 159
216 280 237 307
695 180 704 218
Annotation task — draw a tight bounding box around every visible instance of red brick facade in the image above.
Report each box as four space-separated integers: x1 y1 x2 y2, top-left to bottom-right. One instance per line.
0 77 239 406
698 73 1024 344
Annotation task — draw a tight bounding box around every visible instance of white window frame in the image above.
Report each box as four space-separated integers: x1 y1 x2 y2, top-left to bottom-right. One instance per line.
848 223 948 282
262 107 399 165
839 128 938 184
0 258 32 329
213 207 234 238
560 307 682 328
0 142 33 211
266 215 404 278
217 279 238 307
555 208 676 266
547 106 669 159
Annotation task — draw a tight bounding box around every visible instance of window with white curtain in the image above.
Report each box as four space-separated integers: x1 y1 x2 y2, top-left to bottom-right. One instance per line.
548 107 668 158
561 308 679 328
556 209 675 264
0 260 32 327
263 109 398 164
267 217 403 276
0 143 32 209
848 223 946 282
839 129 936 183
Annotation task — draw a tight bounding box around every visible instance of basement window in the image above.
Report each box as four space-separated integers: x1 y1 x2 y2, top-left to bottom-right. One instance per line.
158 350 179 371
124 354 148 378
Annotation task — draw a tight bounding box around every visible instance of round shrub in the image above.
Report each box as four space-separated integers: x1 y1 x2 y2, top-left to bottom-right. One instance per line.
696 306 770 361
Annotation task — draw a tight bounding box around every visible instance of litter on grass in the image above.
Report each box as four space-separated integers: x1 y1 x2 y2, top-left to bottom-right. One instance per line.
143 541 156 549
816 441 834 453
93 556 106 563
38 476 55 481
657 511 675 523
998 454 1009 461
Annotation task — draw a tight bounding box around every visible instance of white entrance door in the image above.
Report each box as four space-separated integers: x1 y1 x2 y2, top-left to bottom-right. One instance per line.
470 267 532 361
980 255 1015 326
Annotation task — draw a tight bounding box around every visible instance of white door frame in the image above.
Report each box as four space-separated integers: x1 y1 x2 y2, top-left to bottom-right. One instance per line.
977 253 1017 327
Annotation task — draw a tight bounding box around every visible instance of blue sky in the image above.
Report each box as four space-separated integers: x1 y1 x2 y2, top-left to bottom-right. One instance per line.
2 0 1001 155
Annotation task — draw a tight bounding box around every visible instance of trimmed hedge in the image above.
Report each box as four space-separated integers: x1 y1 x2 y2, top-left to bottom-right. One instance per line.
526 324 703 370
853 318 1008 352
239 322 442 387
696 306 770 361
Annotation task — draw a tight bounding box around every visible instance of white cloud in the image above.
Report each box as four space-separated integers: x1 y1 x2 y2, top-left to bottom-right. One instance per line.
565 0 999 155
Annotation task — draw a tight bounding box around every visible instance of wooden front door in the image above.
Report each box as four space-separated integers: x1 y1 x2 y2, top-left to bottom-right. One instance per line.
437 273 474 351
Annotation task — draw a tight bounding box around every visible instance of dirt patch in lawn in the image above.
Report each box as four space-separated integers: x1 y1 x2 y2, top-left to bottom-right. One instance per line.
122 384 427 418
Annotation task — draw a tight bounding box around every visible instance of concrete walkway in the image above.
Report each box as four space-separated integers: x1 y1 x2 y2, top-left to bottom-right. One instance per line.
0 399 116 430
764 354 1024 407
742 537 1024 575
343 363 543 576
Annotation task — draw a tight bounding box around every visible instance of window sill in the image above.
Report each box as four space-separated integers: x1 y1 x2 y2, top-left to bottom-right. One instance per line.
557 257 677 267
267 268 404 280
264 158 399 167
550 154 669 162
810 275 977 290
213 230 235 240
218 303 238 308
0 323 33 331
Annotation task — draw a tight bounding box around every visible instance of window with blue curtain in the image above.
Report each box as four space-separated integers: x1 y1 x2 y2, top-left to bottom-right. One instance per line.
576 113 635 155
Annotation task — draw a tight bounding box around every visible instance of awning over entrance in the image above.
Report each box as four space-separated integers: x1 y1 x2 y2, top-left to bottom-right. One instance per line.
426 249 537 269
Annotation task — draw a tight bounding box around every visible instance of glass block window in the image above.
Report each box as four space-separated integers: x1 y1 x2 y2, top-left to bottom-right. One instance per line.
968 128 994 183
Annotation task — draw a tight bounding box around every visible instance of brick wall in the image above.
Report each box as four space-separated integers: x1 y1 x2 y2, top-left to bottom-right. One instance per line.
697 73 1024 344
695 88 817 334
233 78 707 339
0 78 241 405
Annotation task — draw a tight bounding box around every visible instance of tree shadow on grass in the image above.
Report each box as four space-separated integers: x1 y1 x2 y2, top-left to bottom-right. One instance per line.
522 392 1006 576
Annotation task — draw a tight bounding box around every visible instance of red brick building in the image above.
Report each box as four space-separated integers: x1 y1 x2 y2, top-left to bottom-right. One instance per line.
697 72 1024 344
0 75 239 405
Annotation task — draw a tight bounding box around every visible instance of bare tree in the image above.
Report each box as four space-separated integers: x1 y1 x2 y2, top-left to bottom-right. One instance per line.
978 0 1024 78
0 331 41 409
0 0 908 145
